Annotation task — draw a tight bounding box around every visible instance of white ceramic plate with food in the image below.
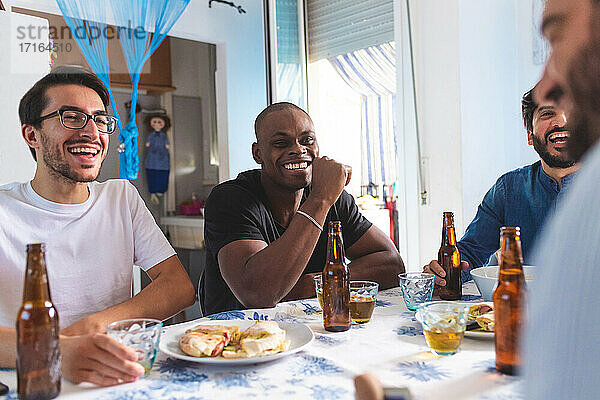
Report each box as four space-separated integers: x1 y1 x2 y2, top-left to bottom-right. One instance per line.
464 328 494 339
159 320 314 365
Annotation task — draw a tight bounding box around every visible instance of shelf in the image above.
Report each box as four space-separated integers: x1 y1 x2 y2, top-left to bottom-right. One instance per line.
110 81 176 93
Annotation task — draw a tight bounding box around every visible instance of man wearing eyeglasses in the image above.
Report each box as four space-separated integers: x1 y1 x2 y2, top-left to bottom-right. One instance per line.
0 66 195 385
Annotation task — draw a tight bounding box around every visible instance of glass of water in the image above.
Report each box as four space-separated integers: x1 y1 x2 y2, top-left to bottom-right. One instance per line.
398 272 435 311
106 318 162 376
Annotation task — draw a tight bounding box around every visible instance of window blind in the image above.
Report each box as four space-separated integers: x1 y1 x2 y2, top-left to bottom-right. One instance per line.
307 0 394 62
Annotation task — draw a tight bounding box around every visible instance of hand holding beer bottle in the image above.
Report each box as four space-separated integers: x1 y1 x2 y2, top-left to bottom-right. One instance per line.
423 213 469 291
437 212 462 300
423 259 470 289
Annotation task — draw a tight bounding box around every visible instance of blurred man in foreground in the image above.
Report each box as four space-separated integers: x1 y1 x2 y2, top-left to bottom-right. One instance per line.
202 102 404 315
525 0 600 398
423 88 578 288
0 67 195 385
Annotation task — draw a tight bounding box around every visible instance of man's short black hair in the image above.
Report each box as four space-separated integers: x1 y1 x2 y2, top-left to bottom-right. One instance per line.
522 87 538 132
18 66 110 161
253 102 310 139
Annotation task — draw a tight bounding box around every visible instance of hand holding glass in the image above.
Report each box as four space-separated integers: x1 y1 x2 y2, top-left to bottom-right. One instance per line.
106 318 162 376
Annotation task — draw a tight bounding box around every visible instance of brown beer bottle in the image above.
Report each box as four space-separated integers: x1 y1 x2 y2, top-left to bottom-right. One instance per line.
438 212 462 300
16 243 61 400
322 221 350 332
493 227 526 375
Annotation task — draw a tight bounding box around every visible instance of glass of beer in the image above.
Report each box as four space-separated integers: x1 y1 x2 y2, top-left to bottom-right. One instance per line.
107 318 162 376
313 274 323 309
415 301 469 356
349 281 379 324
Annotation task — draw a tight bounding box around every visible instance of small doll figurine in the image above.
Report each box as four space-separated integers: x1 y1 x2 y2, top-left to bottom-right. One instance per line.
144 113 171 204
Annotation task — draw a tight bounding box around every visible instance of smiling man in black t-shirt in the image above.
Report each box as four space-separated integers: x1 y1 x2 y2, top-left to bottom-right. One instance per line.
202 102 404 315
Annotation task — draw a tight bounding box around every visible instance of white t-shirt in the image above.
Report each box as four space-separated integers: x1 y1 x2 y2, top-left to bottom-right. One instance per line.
0 179 175 328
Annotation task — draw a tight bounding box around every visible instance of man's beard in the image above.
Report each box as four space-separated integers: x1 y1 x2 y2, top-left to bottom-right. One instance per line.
564 4 600 161
40 133 100 183
566 41 600 161
531 134 576 168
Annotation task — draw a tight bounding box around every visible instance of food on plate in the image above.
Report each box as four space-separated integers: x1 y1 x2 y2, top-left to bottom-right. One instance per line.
223 321 290 358
467 302 494 321
178 321 290 359
466 302 495 332
475 311 495 332
178 325 240 357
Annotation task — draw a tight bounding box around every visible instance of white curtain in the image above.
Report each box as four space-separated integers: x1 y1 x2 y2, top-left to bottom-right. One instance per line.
277 63 303 106
328 42 397 195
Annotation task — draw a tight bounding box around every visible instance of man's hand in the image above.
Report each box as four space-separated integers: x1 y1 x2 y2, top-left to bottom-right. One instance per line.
61 334 145 386
61 314 107 336
309 156 352 206
423 260 469 287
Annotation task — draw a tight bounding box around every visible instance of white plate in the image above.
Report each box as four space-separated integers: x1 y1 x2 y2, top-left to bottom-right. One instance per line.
464 329 494 339
159 320 314 365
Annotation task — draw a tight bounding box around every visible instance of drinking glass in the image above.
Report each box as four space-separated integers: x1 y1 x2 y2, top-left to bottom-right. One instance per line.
350 281 379 324
398 272 435 311
313 274 323 308
415 301 469 355
106 318 162 376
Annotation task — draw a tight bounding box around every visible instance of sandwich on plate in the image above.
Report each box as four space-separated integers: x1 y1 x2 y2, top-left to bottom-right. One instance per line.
178 325 240 357
178 321 290 358
475 312 495 332
467 302 493 321
223 321 290 358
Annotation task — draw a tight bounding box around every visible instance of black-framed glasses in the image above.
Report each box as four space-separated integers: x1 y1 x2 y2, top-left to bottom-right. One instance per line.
35 109 118 134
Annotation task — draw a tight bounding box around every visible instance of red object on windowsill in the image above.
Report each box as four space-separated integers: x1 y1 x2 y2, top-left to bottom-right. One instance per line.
179 200 204 216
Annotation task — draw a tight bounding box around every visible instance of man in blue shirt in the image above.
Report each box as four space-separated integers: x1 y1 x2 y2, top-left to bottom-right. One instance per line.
423 87 579 286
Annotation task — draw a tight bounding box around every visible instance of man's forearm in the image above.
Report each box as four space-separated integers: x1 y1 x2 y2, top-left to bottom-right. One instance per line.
224 198 331 308
348 249 404 290
89 273 193 326
121 266 196 321
62 256 195 336
282 273 320 302
0 326 16 368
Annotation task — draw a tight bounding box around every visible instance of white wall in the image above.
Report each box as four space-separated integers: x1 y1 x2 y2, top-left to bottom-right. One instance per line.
395 0 463 270
0 11 48 185
169 1 267 180
395 0 545 269
460 1 521 227
10 0 268 181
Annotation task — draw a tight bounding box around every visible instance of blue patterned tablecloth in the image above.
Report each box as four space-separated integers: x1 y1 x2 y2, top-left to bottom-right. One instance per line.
0 282 522 399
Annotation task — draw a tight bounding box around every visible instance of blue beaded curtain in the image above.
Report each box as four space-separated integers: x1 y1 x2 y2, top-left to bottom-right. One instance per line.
56 0 191 179
56 1 118 127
